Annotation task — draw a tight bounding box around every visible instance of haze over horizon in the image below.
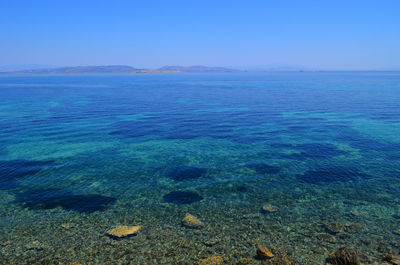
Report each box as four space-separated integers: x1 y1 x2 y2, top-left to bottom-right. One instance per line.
1 0 399 70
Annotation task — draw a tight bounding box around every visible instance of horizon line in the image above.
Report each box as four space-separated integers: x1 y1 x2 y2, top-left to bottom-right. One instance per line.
1 64 400 73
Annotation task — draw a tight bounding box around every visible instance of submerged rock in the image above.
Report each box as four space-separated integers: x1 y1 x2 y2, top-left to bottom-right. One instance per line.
261 204 279 213
349 211 364 218
198 256 224 265
26 240 45 251
329 247 361 265
163 191 203 204
257 245 274 259
106 225 141 238
61 223 75 230
384 254 400 265
182 213 203 228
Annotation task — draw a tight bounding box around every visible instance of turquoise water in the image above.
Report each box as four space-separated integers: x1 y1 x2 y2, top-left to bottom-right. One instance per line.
0 72 399 264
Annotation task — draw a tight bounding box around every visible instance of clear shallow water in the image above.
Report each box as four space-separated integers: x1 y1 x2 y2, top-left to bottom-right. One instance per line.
0 72 399 264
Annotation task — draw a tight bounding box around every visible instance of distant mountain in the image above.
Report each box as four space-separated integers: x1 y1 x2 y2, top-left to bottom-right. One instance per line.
158 65 239 72
3 65 140 74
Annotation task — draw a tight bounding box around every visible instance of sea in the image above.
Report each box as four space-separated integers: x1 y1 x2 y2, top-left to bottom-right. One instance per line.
0 72 399 264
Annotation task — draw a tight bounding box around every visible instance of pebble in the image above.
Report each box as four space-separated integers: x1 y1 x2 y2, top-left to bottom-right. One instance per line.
204 238 219 247
198 256 223 265
256 245 274 259
384 254 400 265
106 225 141 238
182 213 204 228
261 204 279 213
350 211 364 218
61 223 75 230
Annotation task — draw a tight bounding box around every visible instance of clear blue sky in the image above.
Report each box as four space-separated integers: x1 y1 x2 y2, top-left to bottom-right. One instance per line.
1 0 399 70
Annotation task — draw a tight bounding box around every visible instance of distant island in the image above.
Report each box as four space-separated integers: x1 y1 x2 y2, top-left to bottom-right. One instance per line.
133 70 182 73
0 65 239 74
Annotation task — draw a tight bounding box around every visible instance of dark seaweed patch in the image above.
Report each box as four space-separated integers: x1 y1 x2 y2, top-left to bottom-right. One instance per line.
14 189 115 213
338 130 400 152
297 143 347 158
163 191 203 204
297 167 372 185
235 185 248 192
269 143 294 148
282 143 347 160
246 163 280 174
167 166 206 181
0 160 55 190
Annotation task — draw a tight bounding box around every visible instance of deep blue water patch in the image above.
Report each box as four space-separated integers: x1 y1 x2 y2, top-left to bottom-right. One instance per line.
14 189 116 212
109 118 238 140
245 163 280 174
297 167 372 185
281 153 308 161
0 120 24 134
109 121 166 138
231 135 268 144
0 160 55 190
163 191 203 204
108 110 277 140
167 166 206 181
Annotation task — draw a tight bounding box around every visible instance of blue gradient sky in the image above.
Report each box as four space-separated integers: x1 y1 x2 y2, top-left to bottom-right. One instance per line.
1 0 399 70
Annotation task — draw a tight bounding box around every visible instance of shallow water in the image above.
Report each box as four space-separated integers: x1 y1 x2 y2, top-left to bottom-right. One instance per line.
0 72 399 264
